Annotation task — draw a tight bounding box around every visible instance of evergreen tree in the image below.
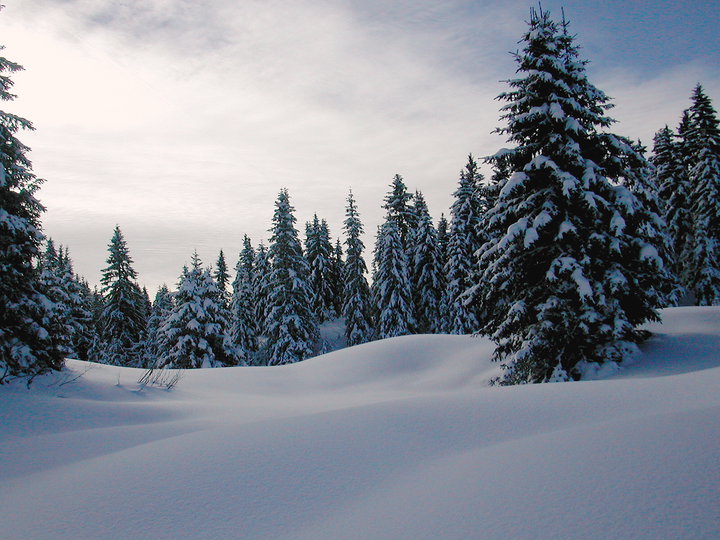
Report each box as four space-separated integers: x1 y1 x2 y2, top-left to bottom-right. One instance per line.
382 174 415 251
214 249 230 297
408 191 443 333
475 9 670 384
38 239 74 359
252 242 271 338
653 125 692 279
443 155 485 334
342 190 373 346
684 85 720 305
230 235 259 356
157 253 242 369
304 215 336 322
436 213 449 269
58 247 94 361
372 218 414 339
0 46 63 381
93 226 147 366
143 284 174 367
329 237 345 318
264 190 319 364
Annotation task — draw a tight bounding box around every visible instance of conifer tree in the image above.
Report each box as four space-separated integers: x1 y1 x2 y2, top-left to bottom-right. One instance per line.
383 174 415 251
372 218 414 339
143 284 173 367
475 9 670 384
408 191 444 333
231 235 259 356
342 190 373 346
329 237 345 318
305 215 336 322
436 213 449 269
0 46 63 381
653 125 692 279
157 253 242 369
252 242 271 338
265 190 319 364
683 85 720 305
38 239 74 359
93 226 147 366
214 249 230 297
58 247 94 360
442 155 485 334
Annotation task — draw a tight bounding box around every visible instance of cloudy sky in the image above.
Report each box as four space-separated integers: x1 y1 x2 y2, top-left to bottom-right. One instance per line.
2 0 719 294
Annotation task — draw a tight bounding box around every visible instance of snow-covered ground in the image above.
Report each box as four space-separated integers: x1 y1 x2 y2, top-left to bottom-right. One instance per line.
1 307 719 539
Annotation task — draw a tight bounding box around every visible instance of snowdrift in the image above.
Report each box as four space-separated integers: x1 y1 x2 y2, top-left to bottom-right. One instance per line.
1 307 719 539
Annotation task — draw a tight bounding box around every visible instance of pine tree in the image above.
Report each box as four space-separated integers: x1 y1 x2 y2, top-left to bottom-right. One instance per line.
442 155 485 334
93 226 147 366
264 190 319 364
0 46 63 381
653 125 692 280
683 85 720 305
252 242 271 338
304 215 336 322
157 253 242 369
383 174 415 251
408 191 443 333
476 9 670 384
230 235 259 356
372 218 414 339
436 213 449 269
58 247 94 361
329 237 344 318
214 249 230 297
342 190 373 346
38 239 74 359
143 284 174 367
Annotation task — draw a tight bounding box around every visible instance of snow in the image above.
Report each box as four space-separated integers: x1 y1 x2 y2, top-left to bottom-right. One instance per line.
2 307 720 539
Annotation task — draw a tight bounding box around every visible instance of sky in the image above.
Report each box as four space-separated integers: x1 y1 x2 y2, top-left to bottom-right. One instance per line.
2 0 719 295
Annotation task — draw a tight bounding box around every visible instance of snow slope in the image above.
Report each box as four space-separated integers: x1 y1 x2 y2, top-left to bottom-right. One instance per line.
1 307 719 539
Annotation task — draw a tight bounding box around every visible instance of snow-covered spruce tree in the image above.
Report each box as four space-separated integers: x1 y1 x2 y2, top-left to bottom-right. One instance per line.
0 46 63 381
329 237 345 318
93 226 147 366
653 125 692 280
683 85 720 305
436 213 449 269
408 191 443 333
442 154 486 334
342 190 373 346
305 214 336 322
230 235 259 356
252 242 271 338
264 190 319 365
57 246 94 360
383 174 415 251
157 253 243 369
38 239 74 359
372 217 414 339
142 284 173 367
214 249 230 298
474 9 671 384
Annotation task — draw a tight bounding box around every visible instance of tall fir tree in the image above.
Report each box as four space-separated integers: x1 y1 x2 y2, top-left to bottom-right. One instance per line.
372 217 414 339
329 237 345 318
38 239 74 359
474 9 671 384
231 235 259 356
653 125 692 280
382 174 415 251
264 190 319 365
342 190 373 346
0 44 63 381
436 213 449 270
157 253 242 369
58 246 94 361
683 85 720 305
143 284 174 367
252 242 271 339
93 226 147 366
443 154 485 334
305 215 336 322
214 249 230 298
408 191 444 333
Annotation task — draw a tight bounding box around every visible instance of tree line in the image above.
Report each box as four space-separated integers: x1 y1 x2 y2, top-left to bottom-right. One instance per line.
2 8 719 384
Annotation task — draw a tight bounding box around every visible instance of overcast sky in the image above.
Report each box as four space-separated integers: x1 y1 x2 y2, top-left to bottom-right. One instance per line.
2 0 719 295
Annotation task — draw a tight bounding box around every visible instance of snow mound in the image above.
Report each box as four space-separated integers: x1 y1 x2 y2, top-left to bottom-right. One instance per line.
1 307 719 539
